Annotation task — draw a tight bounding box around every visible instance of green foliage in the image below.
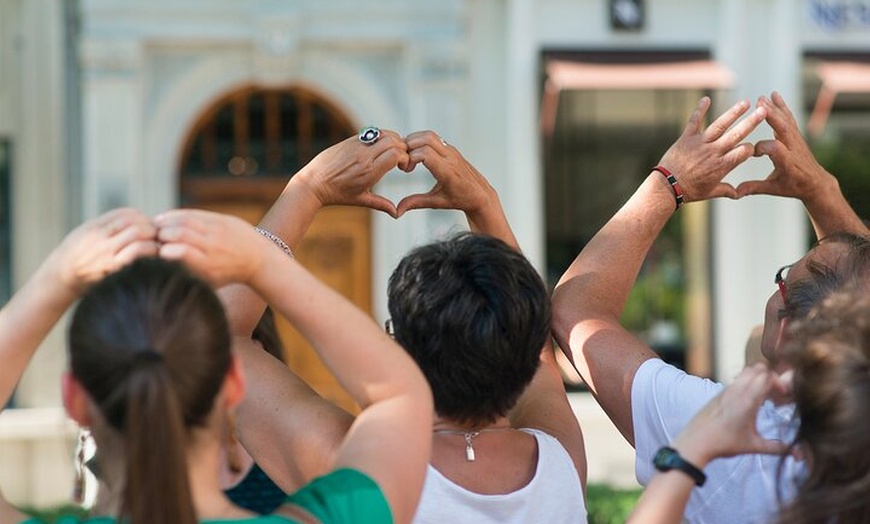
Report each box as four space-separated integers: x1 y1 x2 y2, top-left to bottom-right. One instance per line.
620 212 686 339
586 483 643 524
812 139 870 222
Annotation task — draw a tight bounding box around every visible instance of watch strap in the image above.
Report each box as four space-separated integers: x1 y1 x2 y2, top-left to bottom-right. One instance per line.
653 446 707 487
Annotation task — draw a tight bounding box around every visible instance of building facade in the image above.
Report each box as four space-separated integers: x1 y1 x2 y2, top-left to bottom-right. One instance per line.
2 0 869 506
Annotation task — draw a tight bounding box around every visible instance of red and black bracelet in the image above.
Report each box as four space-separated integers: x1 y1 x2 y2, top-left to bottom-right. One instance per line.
652 165 684 211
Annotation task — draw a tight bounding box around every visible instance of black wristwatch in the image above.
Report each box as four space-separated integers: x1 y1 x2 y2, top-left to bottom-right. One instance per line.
653 446 707 487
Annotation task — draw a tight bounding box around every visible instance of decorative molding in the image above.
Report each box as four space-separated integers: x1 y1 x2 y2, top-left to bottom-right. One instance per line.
79 39 143 76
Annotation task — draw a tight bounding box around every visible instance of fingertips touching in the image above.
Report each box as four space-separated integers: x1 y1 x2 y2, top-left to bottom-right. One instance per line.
753 139 776 157
403 130 435 150
116 240 161 266
715 182 739 200
735 180 766 198
726 142 757 168
158 242 193 261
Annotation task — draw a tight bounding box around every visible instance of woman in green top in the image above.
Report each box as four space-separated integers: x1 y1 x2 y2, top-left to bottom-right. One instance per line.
0 206 432 524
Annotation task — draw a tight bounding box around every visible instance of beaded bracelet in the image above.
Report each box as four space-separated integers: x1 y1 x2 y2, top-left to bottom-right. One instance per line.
652 165 684 211
255 227 295 258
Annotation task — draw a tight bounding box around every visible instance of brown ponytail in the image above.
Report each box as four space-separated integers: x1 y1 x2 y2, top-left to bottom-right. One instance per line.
123 355 196 524
69 258 232 524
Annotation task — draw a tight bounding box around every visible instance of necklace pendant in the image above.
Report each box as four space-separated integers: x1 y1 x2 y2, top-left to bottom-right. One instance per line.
463 432 477 462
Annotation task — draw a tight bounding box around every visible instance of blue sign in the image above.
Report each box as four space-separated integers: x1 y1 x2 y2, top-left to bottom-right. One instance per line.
808 0 870 31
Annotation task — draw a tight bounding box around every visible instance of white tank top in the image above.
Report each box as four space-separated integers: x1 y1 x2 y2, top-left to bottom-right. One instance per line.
411 428 588 523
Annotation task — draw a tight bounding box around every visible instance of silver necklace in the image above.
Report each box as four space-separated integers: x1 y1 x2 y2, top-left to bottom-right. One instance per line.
433 427 513 462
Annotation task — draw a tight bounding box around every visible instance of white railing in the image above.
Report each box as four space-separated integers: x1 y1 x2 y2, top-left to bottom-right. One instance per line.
0 408 78 508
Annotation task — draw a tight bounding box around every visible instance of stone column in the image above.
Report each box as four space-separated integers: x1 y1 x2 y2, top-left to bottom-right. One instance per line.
711 0 806 381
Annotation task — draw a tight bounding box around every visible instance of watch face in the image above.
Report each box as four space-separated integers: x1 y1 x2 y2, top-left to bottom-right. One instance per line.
653 446 707 487
654 447 677 469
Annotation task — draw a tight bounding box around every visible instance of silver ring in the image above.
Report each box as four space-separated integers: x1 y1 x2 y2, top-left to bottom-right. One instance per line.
359 126 381 145
439 136 449 147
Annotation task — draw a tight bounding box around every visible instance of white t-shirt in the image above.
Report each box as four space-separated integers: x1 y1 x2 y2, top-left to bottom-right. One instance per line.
632 358 803 524
411 428 588 524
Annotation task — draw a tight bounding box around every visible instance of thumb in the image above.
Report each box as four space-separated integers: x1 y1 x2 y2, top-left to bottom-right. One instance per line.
709 182 738 200
396 192 442 217
736 179 775 198
358 193 398 218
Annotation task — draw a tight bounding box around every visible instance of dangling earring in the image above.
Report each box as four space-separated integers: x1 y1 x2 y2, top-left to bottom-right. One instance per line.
72 431 88 504
225 413 243 475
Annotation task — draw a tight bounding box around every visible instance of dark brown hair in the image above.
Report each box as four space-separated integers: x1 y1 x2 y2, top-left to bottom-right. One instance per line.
68 258 232 524
253 307 286 364
387 233 550 426
778 291 870 524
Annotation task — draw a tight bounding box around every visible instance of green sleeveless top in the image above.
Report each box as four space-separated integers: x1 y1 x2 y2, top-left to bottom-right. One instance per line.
23 468 391 524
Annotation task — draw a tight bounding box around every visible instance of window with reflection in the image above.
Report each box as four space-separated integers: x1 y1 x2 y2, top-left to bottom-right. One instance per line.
804 54 870 225
180 87 355 179
543 81 715 385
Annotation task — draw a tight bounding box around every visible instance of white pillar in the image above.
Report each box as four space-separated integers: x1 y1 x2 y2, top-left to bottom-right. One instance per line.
12 0 70 408
711 0 806 382
80 39 144 218
505 0 544 271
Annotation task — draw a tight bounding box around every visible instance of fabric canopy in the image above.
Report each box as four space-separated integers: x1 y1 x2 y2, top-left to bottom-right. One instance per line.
808 61 870 136
541 59 734 136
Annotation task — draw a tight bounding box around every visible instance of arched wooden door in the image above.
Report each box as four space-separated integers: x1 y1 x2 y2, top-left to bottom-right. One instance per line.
179 86 369 413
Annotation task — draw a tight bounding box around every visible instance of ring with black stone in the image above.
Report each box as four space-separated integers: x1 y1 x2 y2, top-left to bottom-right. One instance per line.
358 126 381 145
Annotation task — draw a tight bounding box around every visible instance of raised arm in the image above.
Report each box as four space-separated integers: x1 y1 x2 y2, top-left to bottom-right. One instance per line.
0 208 157 521
398 130 518 248
551 98 766 445
217 130 409 489
738 91 869 239
220 129 409 335
157 210 433 524
399 131 587 486
626 364 789 524
230 336 354 492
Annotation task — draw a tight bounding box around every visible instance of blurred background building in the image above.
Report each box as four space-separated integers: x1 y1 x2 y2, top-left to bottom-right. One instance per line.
1 0 869 508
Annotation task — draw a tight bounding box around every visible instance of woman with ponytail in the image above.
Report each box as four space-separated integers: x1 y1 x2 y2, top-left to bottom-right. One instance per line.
0 206 433 524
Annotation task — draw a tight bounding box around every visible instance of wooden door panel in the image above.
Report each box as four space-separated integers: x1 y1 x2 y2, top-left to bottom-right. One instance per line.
196 201 370 414
278 206 370 413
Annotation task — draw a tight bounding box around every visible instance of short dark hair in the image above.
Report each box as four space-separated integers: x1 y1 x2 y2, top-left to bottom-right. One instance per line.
387 233 550 426
784 232 870 320
69 257 231 524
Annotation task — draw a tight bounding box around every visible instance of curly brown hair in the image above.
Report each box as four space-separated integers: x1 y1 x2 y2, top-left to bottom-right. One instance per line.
778 291 870 524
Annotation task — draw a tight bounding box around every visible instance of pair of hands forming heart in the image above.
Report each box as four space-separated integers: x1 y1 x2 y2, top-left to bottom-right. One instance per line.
292 129 499 221
297 91 836 226
656 91 837 206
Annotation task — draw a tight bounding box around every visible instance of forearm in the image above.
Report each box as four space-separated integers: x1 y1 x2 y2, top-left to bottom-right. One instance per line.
627 433 715 523
0 262 76 408
219 176 324 335
553 172 676 322
802 172 869 239
550 174 673 443
250 249 427 409
465 195 519 249
233 339 354 491
627 470 695 524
